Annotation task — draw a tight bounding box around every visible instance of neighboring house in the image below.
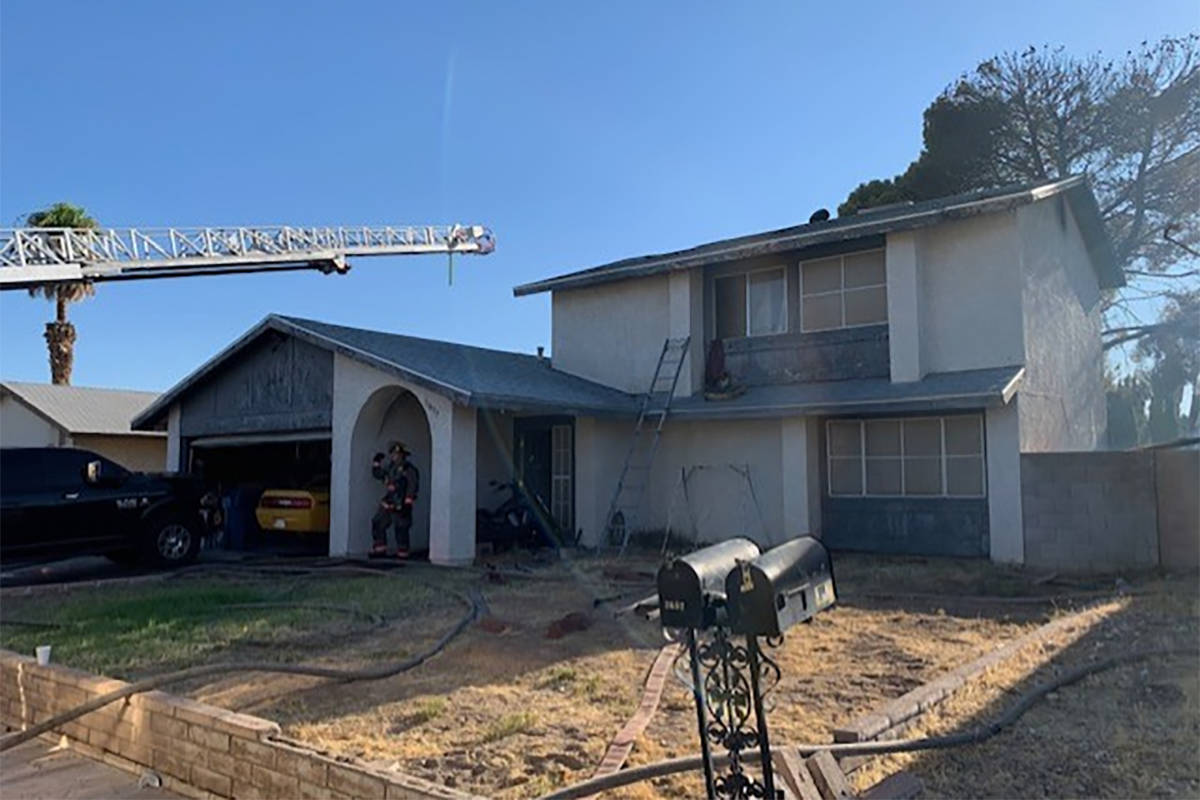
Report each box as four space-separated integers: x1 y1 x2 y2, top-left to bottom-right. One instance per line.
134 175 1120 566
0 381 166 471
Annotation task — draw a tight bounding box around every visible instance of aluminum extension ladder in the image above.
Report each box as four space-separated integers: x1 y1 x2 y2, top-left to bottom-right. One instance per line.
606 336 691 555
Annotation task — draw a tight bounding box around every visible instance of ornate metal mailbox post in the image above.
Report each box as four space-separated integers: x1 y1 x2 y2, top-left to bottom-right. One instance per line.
659 536 837 800
657 538 761 798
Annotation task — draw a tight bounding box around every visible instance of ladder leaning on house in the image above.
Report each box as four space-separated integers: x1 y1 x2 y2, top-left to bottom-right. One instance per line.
605 336 691 556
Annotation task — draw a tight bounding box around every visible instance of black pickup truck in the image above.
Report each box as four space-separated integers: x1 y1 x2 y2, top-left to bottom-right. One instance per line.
0 447 217 567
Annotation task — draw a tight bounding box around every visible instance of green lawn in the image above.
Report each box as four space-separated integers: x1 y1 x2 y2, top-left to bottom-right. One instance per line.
0 571 451 678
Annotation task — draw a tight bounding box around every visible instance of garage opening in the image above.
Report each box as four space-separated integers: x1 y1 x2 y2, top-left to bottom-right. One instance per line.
188 432 331 554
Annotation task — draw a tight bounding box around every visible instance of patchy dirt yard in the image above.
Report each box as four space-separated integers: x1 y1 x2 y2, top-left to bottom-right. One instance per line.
2 554 1195 799
852 586 1200 800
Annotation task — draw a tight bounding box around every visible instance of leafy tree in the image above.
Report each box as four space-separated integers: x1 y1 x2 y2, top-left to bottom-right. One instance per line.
25 203 99 385
841 36 1200 444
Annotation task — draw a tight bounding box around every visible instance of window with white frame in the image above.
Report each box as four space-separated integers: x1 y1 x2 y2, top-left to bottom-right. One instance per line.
800 249 887 331
827 415 985 497
714 267 787 339
550 424 574 529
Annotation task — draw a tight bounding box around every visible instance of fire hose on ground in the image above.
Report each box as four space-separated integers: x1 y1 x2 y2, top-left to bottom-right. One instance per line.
537 647 1195 799
0 569 484 753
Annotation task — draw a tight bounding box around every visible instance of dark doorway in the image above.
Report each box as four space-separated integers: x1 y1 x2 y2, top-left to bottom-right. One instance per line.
514 416 574 536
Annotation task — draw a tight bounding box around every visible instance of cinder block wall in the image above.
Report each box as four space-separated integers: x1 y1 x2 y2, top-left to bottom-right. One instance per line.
1020 451 1158 572
0 650 481 800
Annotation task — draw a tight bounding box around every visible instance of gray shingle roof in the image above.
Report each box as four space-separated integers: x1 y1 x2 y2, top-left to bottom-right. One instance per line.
513 176 1122 296
2 381 163 436
134 315 639 429
280 316 640 413
667 365 1025 420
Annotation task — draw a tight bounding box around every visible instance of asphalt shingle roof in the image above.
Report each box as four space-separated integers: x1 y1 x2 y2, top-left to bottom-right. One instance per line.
134 315 640 428
2 381 162 436
668 365 1025 419
279 316 640 413
513 176 1122 296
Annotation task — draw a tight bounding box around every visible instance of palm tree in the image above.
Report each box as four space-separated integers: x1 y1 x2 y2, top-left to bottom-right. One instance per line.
25 202 99 385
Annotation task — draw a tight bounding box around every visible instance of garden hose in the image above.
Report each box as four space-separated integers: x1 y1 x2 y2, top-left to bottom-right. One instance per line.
0 572 483 753
538 647 1195 799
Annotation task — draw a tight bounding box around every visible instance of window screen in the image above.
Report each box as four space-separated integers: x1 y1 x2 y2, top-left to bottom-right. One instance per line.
801 250 887 331
714 268 786 338
827 415 985 498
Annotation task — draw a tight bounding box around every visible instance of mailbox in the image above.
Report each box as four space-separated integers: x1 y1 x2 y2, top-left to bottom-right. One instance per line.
724 536 836 637
657 538 762 629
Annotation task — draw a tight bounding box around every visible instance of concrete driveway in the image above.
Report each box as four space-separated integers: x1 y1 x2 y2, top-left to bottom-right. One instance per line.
0 738 181 799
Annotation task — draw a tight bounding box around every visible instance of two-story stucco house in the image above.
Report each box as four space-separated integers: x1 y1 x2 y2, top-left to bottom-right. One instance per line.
135 175 1121 566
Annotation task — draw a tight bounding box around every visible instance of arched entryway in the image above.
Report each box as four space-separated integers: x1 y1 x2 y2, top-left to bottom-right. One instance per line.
348 385 433 555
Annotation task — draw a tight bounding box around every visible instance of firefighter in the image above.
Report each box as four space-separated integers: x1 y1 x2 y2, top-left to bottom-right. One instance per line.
370 441 420 558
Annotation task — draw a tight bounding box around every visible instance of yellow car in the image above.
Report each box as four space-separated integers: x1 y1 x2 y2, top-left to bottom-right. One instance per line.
255 489 331 533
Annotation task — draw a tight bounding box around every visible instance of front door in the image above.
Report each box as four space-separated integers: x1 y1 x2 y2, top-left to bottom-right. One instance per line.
514 417 574 535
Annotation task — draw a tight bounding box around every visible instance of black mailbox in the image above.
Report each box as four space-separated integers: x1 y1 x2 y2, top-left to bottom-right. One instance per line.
657 538 762 629
724 536 836 637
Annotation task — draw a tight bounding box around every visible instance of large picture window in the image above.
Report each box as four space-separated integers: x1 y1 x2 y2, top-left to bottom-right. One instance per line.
714 267 787 339
800 249 887 331
827 415 985 498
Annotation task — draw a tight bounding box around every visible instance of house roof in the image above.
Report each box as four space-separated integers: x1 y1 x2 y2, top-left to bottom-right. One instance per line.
133 315 640 429
513 176 1123 296
1 381 163 437
667 365 1025 420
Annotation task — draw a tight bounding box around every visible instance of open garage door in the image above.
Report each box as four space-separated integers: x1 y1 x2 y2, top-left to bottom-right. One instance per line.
187 431 331 554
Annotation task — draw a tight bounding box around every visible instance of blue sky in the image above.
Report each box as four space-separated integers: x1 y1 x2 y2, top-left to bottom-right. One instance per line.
2 0 1196 391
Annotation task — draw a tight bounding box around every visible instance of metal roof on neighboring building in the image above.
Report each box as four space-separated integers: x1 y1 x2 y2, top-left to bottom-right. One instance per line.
512 176 1123 296
1 381 163 436
133 314 641 429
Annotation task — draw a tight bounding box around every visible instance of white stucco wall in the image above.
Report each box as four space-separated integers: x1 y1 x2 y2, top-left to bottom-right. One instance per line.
1016 198 1107 451
917 213 1026 375
0 394 61 446
475 409 515 506
780 416 823 539
551 275 671 393
668 269 705 396
986 399 1024 563
573 415 630 546
886 231 922 382
574 414 800 549
331 354 476 565
166 405 182 471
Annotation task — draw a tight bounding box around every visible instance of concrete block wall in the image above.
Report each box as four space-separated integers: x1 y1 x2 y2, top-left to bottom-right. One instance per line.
1020 451 1158 572
1156 449 1200 570
0 650 480 800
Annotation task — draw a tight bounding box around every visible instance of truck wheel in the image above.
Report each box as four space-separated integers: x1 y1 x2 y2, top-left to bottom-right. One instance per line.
144 513 202 567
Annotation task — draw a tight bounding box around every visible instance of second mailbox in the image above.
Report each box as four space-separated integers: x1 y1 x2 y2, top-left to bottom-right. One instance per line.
657 537 762 629
724 536 837 637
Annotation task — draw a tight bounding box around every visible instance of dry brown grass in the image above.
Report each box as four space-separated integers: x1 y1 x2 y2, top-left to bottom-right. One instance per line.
851 584 1200 799
17 553 1190 798
208 553 1075 798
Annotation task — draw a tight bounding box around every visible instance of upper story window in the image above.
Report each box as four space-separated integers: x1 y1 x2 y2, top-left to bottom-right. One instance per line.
800 249 887 332
714 267 787 339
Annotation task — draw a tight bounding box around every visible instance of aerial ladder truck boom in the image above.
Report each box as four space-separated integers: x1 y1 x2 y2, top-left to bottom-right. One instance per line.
0 223 494 289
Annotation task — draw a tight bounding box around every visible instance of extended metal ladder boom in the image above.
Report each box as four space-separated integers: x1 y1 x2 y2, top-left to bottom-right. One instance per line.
0 224 494 289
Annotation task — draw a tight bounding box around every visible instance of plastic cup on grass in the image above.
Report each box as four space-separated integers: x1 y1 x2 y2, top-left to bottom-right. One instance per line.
35 645 51 666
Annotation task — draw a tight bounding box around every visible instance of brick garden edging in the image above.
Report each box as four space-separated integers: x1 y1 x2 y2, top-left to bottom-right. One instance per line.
830 602 1112 745
0 650 484 800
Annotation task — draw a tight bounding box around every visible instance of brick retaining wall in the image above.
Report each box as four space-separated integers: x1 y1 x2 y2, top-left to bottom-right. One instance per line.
0 650 482 800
